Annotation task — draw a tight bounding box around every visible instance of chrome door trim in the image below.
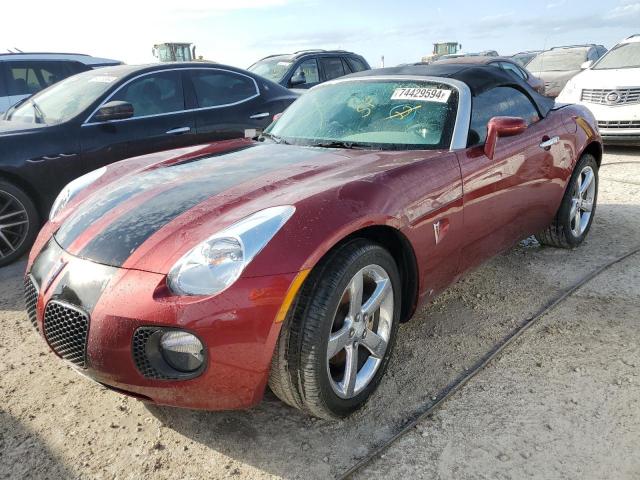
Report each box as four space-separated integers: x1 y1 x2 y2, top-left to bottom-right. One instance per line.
166 126 191 135
249 112 270 119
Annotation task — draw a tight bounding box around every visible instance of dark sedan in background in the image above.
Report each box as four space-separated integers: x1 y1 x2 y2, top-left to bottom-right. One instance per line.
0 63 297 266
434 55 545 94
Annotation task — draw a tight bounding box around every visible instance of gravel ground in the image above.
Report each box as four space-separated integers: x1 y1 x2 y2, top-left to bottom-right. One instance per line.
0 148 638 480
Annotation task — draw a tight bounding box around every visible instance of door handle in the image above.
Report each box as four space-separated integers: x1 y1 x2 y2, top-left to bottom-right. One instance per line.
249 112 270 120
166 127 191 135
539 136 559 150
26 153 78 163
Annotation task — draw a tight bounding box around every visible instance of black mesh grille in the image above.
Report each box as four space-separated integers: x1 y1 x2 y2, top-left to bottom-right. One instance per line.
133 328 177 380
24 276 39 329
43 301 89 368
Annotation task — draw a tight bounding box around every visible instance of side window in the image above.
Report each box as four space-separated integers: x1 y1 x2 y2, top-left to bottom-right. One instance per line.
190 70 258 107
319 57 345 81
587 48 599 62
38 62 73 88
0 65 6 97
6 63 43 95
346 57 368 72
65 61 90 75
498 62 527 81
109 71 184 118
341 58 353 74
290 59 319 86
468 86 540 146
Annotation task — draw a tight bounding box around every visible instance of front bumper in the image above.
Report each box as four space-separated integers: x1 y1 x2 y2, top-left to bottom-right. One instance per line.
573 101 640 145
26 238 297 410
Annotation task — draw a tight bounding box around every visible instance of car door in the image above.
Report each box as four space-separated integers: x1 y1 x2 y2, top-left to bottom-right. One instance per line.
457 86 555 272
80 69 196 171
318 57 347 83
187 68 272 142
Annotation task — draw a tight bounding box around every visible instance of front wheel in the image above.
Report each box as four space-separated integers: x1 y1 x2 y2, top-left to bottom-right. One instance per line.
0 181 39 267
536 153 598 249
269 239 401 419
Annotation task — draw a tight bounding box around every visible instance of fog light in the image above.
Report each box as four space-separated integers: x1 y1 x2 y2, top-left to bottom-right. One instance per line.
160 331 204 373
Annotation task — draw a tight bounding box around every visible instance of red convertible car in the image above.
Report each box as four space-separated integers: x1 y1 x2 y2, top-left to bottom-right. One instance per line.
25 65 601 419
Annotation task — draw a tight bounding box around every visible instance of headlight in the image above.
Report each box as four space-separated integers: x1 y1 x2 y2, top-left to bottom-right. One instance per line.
167 205 295 296
49 167 106 221
160 331 204 372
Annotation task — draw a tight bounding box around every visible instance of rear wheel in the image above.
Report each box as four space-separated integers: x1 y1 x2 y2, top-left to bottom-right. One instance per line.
269 239 401 419
0 181 39 267
536 154 598 249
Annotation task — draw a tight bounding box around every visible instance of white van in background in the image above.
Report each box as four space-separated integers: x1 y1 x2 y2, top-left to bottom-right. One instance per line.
557 34 640 146
0 52 122 114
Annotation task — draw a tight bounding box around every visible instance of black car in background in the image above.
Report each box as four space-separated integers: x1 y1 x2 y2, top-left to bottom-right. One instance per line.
0 63 297 266
248 49 370 90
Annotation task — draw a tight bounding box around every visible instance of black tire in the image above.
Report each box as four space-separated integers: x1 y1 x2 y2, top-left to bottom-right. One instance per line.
269 239 402 419
0 181 40 267
536 154 598 249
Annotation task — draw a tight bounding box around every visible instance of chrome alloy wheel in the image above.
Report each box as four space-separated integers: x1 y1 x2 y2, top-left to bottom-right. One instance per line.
570 165 596 237
326 264 394 399
0 191 29 259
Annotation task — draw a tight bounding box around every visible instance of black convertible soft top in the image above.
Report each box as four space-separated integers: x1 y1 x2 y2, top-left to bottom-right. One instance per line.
346 64 555 117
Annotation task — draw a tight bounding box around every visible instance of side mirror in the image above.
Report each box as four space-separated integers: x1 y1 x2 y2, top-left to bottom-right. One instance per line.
581 60 594 70
93 101 134 122
289 74 306 87
484 116 528 159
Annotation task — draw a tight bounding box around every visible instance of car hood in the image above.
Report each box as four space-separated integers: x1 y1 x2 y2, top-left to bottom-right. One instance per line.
53 139 438 274
566 67 640 89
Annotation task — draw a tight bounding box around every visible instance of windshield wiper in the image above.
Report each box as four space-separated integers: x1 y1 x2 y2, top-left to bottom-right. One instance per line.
259 132 290 145
31 100 46 124
311 141 369 150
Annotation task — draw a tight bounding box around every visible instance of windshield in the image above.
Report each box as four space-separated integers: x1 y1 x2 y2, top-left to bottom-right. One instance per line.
512 53 536 66
248 57 293 83
527 48 589 72
265 80 458 150
5 70 122 124
594 42 640 70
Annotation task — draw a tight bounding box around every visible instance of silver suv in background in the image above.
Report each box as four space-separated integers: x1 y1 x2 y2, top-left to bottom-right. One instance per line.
0 52 122 114
527 44 607 97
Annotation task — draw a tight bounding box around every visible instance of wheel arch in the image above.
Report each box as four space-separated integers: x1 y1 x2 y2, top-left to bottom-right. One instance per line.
304 224 419 324
0 169 45 219
581 141 603 167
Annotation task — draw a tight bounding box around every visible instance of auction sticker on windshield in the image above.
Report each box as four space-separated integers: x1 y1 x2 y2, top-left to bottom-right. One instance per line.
391 87 451 103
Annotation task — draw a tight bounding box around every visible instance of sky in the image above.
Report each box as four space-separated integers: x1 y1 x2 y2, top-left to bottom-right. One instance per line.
2 0 639 69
